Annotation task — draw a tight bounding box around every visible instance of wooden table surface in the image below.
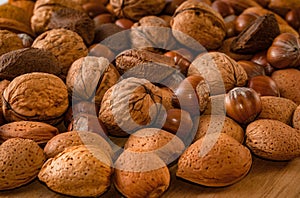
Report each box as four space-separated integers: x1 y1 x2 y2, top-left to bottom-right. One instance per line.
0 156 299 198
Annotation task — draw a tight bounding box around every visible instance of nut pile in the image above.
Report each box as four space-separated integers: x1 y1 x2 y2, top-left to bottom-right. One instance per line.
0 0 299 197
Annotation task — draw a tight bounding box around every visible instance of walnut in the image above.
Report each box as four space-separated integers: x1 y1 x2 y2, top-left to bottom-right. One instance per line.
110 0 166 21
66 56 120 106
170 1 226 50
188 52 248 95
0 48 62 80
130 16 177 51
2 72 69 125
32 29 88 76
99 77 164 137
114 49 184 89
0 30 23 56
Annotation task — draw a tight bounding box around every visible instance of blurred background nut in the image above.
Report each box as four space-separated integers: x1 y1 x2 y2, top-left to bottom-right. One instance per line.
88 43 115 62
0 30 23 56
110 0 166 21
188 52 248 95
130 15 177 52
32 28 88 77
0 4 34 36
66 56 120 106
0 138 45 190
0 48 62 80
268 0 300 17
285 8 300 31
2 72 69 125
247 75 279 97
219 0 262 14
171 1 226 50
238 60 265 78
99 77 164 137
211 0 235 18
115 18 134 29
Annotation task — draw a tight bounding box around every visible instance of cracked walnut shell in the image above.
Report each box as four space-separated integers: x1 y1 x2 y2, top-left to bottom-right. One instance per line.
2 72 69 125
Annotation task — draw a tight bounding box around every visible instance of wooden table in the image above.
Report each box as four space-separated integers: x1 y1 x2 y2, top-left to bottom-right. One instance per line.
0 156 299 198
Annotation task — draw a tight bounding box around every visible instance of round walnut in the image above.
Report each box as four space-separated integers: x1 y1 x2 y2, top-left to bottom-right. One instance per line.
171 1 226 50
188 52 248 95
0 30 23 56
32 28 88 77
66 56 120 106
130 16 177 51
99 77 164 137
2 72 69 125
110 0 166 21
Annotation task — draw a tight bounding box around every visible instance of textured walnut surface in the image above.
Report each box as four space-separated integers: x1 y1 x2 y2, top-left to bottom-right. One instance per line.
0 30 23 56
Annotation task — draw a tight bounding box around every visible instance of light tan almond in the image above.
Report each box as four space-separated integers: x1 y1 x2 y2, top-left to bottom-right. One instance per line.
293 105 300 130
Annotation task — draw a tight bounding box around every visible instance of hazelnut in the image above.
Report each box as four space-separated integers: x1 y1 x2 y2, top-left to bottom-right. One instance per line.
237 60 265 78
224 14 237 38
247 75 280 97
251 50 275 76
88 43 115 62
93 13 114 27
225 87 262 124
235 13 259 33
115 18 134 29
164 51 191 75
82 2 108 18
211 0 235 18
285 8 300 31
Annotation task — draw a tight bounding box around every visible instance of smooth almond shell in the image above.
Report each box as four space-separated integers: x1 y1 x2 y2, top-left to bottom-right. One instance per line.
194 115 244 143
0 121 58 144
246 119 300 161
44 131 113 158
0 138 45 190
38 145 113 197
257 96 297 125
177 133 252 187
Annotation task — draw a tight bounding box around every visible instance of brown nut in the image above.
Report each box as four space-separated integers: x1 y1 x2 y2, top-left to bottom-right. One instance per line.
246 119 300 161
235 12 259 33
17 33 33 48
110 0 166 21
32 29 88 76
93 13 114 27
268 0 300 16
225 87 262 124
251 50 275 76
188 52 248 95
39 145 113 197
114 150 170 198
171 1 226 50
66 56 120 106
0 80 10 126
285 8 300 30
0 138 45 190
219 0 262 14
224 14 237 38
293 105 300 130
247 75 279 97
267 33 300 69
115 18 134 29
164 50 191 75
82 2 108 18
88 43 115 62
211 0 235 18
177 133 252 187
271 68 300 105
0 121 59 145
238 60 265 78
257 96 297 125
194 115 244 143
44 131 113 158
0 48 62 80
202 94 226 115
0 30 23 56
124 128 185 164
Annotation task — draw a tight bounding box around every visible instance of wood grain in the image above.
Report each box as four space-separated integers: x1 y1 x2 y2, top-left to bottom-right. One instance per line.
0 156 299 198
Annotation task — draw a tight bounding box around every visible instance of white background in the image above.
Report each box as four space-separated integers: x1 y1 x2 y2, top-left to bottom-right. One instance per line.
0 0 6 5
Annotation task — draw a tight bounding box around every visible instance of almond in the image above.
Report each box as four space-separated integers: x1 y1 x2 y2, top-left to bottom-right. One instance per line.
114 150 170 198
44 131 113 158
38 145 113 197
246 119 300 161
0 138 45 190
176 133 252 187
194 115 244 143
0 121 59 145
293 105 300 130
124 128 185 165
257 96 297 125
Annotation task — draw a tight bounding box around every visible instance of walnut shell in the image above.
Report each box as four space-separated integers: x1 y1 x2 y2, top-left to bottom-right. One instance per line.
99 77 163 136
66 56 120 106
124 128 185 165
0 30 23 56
188 52 248 95
32 28 88 76
257 96 297 125
0 80 10 126
114 150 170 198
44 131 113 158
177 133 252 187
38 144 113 197
0 48 62 80
2 72 69 125
171 1 226 50
246 119 300 161
130 16 177 51
271 69 300 105
110 0 166 21
194 115 244 143
0 121 59 145
293 105 300 130
0 138 45 190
